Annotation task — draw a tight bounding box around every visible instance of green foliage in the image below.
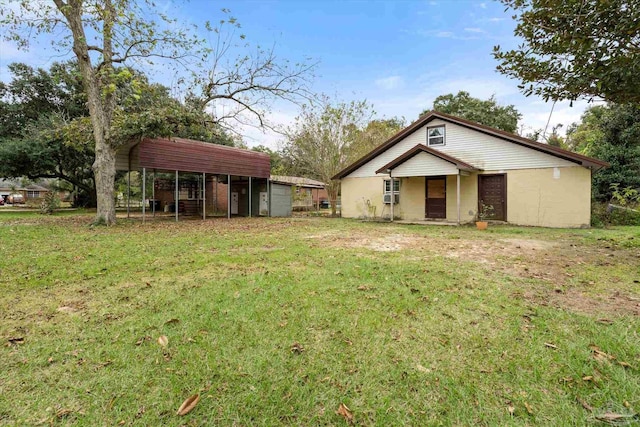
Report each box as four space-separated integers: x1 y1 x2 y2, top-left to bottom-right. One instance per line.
591 203 640 227
425 91 521 133
282 96 387 215
39 191 60 215
477 203 495 220
494 0 640 103
568 104 640 200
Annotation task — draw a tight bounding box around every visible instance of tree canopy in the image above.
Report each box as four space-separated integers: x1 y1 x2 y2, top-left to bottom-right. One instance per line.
424 91 521 134
0 61 235 206
567 104 640 200
493 0 640 104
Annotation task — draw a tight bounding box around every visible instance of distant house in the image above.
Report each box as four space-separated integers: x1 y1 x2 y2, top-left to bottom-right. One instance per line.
332 111 608 228
270 175 328 210
0 179 50 204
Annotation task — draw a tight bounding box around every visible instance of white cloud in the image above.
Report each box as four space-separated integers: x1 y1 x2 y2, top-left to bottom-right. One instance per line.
479 2 487 9
375 75 404 91
435 31 455 38
464 27 485 33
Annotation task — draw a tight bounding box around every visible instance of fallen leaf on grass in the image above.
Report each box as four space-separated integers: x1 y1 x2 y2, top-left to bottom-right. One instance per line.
164 318 180 325
595 412 639 424
177 394 200 416
582 375 593 381
577 398 593 412
7 337 24 345
158 335 168 347
337 403 353 423
544 342 557 349
357 285 370 291
524 402 534 415
618 361 632 368
290 342 304 354
508 405 515 416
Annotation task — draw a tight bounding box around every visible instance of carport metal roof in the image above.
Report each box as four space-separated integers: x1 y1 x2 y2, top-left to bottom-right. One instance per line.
116 137 270 178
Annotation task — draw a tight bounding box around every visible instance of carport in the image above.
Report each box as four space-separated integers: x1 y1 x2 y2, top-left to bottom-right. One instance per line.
115 137 273 221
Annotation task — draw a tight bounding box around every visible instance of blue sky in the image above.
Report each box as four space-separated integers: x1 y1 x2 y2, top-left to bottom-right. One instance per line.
0 0 596 148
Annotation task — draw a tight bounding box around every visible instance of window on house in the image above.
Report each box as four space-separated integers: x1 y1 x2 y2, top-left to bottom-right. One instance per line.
427 125 445 146
384 179 400 194
27 191 40 198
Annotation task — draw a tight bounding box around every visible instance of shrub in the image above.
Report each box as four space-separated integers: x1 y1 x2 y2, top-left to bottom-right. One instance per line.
39 192 60 215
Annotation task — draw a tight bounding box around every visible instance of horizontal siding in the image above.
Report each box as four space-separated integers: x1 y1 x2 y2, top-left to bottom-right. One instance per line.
392 152 458 177
348 128 427 177
346 119 576 178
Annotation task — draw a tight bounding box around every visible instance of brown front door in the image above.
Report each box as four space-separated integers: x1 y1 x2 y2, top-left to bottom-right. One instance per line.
425 177 446 219
478 174 506 221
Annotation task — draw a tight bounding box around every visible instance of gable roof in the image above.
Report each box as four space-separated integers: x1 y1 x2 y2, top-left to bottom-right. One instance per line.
375 144 479 174
333 111 609 180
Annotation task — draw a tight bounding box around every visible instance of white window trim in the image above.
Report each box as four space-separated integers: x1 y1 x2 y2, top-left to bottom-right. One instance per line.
383 179 400 194
427 125 446 146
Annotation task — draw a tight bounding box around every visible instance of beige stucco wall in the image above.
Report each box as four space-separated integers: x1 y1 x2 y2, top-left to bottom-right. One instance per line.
341 176 387 219
341 174 477 222
503 166 591 228
341 167 591 227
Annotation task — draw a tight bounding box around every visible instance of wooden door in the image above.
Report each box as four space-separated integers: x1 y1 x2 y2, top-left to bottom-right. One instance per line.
478 174 506 221
425 177 447 219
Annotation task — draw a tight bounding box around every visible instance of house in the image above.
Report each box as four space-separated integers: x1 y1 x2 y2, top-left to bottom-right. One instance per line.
332 111 608 228
0 179 51 204
270 175 328 210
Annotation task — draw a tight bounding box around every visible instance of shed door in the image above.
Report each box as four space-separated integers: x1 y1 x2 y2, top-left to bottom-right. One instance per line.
425 177 447 219
478 174 506 221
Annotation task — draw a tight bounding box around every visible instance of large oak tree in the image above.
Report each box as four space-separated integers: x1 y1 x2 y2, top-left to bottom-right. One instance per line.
2 1 314 224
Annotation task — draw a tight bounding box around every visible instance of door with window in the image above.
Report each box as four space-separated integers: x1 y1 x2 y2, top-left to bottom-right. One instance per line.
478 174 506 221
425 177 446 219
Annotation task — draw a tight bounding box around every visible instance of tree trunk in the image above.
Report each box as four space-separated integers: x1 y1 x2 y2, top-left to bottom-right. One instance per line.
93 141 117 224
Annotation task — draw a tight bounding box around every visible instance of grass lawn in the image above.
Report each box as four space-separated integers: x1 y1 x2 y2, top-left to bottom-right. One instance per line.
0 212 638 426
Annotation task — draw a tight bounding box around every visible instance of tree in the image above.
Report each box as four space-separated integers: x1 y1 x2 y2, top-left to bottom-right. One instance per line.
282 97 375 216
0 62 95 204
493 0 640 104
567 104 640 200
2 3 315 225
349 118 405 161
252 145 286 174
0 62 235 206
424 91 521 133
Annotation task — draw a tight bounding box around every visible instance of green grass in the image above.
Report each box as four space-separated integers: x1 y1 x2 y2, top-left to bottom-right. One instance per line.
0 213 638 426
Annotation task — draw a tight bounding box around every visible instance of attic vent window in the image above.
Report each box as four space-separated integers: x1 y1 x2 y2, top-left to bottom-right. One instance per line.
427 126 445 146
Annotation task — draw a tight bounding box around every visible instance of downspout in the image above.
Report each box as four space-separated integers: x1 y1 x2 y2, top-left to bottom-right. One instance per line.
387 169 394 222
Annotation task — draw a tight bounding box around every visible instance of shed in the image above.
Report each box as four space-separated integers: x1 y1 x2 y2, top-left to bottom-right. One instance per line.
116 137 291 220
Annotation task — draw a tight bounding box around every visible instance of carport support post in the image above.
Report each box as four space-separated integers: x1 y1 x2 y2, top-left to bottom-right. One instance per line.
227 174 231 219
248 177 252 218
175 170 179 222
457 171 461 225
202 172 206 220
267 179 271 217
152 170 156 217
142 167 146 224
388 169 394 222
126 170 130 218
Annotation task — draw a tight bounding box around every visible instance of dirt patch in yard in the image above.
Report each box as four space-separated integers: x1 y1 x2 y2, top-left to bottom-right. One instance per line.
524 289 640 318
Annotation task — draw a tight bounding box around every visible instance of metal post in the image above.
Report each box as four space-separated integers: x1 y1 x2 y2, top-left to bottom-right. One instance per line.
457 171 461 225
175 170 179 222
127 170 130 218
142 167 146 224
202 172 206 220
152 169 156 217
248 177 252 218
227 174 231 219
267 178 271 217
389 172 394 222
